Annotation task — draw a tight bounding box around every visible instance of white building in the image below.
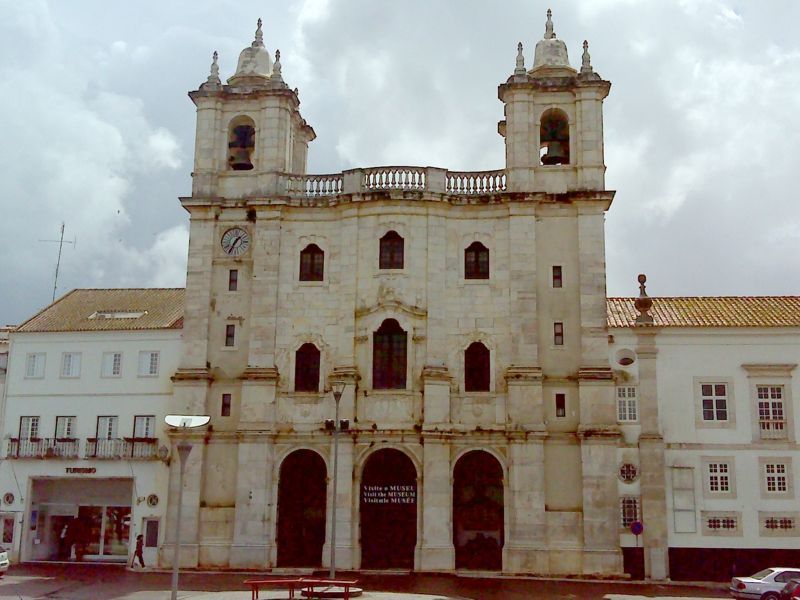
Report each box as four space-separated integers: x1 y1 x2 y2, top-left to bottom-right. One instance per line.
608 291 800 580
0 289 183 565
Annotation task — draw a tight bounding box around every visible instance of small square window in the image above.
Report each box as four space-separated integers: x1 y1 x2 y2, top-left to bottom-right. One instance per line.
555 393 566 417
225 324 236 347
553 322 564 346
221 393 232 417
228 269 238 291
552 266 563 288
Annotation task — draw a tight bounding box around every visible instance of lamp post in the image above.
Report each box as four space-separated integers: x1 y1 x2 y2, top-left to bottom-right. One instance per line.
328 381 346 578
164 414 210 600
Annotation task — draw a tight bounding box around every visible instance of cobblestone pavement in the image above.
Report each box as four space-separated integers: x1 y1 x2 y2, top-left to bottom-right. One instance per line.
0 563 730 600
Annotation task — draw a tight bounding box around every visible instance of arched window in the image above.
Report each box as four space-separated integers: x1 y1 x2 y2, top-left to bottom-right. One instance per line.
464 342 490 392
373 319 407 389
299 244 324 281
379 231 404 269
228 116 256 170
539 108 570 166
295 343 321 392
464 242 490 279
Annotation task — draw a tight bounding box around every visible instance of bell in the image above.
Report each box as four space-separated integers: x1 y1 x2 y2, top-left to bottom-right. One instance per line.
229 147 254 170
541 140 567 165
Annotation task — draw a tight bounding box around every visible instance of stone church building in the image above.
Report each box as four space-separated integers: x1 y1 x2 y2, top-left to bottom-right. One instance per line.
161 12 800 580
167 11 623 576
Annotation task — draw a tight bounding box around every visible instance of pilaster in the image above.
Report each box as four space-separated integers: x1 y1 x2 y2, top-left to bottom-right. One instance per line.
239 367 279 426
635 328 669 580
420 437 455 570
247 208 282 369
230 435 273 568
322 436 356 570
505 366 544 428
422 365 452 428
504 436 547 572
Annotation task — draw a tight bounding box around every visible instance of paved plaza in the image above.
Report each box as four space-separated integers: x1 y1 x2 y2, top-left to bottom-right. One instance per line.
0 564 730 600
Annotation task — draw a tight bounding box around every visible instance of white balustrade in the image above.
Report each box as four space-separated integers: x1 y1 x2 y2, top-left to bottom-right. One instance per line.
286 173 344 196
445 169 507 194
364 167 426 191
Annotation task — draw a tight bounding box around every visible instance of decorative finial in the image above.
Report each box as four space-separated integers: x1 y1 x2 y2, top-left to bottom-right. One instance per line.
254 18 264 46
271 48 283 81
514 42 526 76
634 273 654 325
545 8 555 39
581 40 593 74
201 50 221 89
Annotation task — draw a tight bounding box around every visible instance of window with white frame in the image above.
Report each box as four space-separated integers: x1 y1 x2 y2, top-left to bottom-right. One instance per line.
620 496 640 528
101 352 123 377
133 415 156 439
138 351 160 377
19 416 40 439
55 416 76 439
757 385 787 439
617 386 638 422
701 383 729 422
24 353 46 378
765 462 788 493
97 416 119 439
60 352 81 378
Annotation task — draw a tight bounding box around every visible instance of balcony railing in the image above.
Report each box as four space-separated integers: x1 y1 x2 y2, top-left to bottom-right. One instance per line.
85 437 159 460
283 167 506 198
759 419 788 440
6 438 79 459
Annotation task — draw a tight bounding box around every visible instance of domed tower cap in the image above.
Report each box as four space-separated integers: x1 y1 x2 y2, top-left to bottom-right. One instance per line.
530 9 576 76
227 18 273 87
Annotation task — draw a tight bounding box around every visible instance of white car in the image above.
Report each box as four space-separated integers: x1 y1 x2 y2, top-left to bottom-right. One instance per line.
731 568 800 600
0 547 8 576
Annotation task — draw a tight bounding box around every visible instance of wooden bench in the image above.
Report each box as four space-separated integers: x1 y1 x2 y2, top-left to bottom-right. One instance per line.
243 577 304 600
300 578 359 600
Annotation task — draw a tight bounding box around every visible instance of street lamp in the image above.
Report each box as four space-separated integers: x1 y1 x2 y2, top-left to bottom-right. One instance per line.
164 414 210 600
326 381 347 578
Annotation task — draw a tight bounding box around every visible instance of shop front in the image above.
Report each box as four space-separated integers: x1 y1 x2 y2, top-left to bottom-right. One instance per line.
24 477 133 562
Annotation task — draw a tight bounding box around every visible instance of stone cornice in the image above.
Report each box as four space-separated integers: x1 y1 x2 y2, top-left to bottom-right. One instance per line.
577 425 621 440
741 363 797 377
421 365 452 382
355 298 427 319
171 368 213 383
240 366 280 382
505 365 543 383
578 367 614 382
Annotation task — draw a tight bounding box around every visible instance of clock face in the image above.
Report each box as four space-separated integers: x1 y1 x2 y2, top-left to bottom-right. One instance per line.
221 227 250 257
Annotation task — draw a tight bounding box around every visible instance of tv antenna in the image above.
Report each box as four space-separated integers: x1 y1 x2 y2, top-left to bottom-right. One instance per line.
39 222 77 302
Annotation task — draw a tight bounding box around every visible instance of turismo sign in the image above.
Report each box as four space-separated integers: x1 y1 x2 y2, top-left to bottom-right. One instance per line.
361 484 416 504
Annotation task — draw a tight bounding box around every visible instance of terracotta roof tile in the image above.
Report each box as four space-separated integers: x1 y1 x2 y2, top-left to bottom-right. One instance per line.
607 296 800 328
16 289 185 333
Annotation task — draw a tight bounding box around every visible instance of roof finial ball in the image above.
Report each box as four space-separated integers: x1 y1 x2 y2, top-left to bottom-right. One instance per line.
545 8 555 39
634 274 654 325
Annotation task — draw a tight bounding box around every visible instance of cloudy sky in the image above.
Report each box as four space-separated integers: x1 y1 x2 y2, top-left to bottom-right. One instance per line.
1 0 799 326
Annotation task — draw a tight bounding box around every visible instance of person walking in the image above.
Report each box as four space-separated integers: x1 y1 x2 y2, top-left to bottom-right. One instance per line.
131 534 145 568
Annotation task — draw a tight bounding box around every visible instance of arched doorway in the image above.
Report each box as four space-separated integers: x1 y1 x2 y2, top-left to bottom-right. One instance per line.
360 448 417 569
276 449 327 567
453 450 504 570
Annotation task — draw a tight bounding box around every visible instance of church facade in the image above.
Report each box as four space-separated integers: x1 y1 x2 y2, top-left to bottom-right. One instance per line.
166 13 624 576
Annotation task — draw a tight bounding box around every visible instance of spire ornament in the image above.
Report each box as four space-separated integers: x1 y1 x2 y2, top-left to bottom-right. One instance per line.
271 48 284 82
514 42 526 76
581 40 593 74
200 50 221 89
544 8 555 39
634 274 654 325
254 18 264 46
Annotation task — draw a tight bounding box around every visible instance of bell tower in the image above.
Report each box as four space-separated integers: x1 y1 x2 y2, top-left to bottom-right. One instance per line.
167 20 316 570
188 19 315 200
498 9 610 193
